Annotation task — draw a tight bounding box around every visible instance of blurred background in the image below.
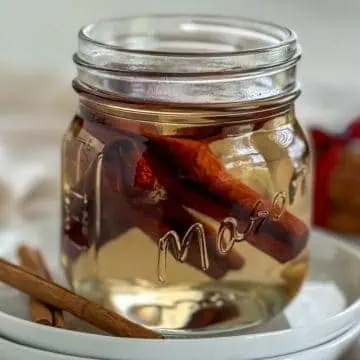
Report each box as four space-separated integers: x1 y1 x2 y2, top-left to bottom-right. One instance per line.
0 0 359 245
1 0 360 129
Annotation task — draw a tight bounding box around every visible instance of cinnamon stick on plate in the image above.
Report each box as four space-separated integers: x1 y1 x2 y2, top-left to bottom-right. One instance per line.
18 245 65 328
18 245 54 326
0 257 162 339
34 248 65 328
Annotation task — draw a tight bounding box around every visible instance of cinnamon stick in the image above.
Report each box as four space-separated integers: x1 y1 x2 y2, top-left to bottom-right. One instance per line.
18 246 53 326
18 245 65 328
34 248 65 328
101 146 244 278
140 136 308 261
141 147 301 262
0 257 162 339
150 136 308 245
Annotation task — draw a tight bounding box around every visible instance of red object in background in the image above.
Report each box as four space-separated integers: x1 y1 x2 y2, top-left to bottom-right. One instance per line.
345 115 360 139
310 115 360 228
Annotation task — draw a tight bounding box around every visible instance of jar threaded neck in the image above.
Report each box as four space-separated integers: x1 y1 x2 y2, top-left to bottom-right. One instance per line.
74 15 301 105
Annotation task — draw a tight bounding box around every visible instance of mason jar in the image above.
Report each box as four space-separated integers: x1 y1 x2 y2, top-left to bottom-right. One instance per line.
61 15 311 336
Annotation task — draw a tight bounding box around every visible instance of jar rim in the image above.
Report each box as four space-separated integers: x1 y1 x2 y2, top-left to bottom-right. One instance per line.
74 15 301 105
78 14 296 57
76 14 299 74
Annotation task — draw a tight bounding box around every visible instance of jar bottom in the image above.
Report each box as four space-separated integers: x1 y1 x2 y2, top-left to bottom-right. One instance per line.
67 268 290 335
62 225 308 335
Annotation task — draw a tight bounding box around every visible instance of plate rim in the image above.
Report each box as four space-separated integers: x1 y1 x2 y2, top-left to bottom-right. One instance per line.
0 313 359 360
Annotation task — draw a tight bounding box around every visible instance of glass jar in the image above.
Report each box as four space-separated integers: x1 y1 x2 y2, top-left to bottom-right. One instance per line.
62 15 311 336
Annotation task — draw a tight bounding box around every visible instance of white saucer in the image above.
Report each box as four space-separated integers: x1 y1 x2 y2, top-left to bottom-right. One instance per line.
0 225 360 360
0 336 97 360
0 320 359 360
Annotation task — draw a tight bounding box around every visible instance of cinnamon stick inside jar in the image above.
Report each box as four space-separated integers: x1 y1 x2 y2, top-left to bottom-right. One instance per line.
78 117 309 263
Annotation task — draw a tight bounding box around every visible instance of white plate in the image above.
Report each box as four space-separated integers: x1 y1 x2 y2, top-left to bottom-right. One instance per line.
0 227 360 360
278 322 360 360
0 320 359 360
0 337 96 360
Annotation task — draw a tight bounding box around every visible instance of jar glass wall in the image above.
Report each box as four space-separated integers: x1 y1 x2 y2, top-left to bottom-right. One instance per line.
62 15 311 336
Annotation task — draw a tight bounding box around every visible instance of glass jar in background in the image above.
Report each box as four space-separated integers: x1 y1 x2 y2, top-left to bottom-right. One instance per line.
62 15 311 336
